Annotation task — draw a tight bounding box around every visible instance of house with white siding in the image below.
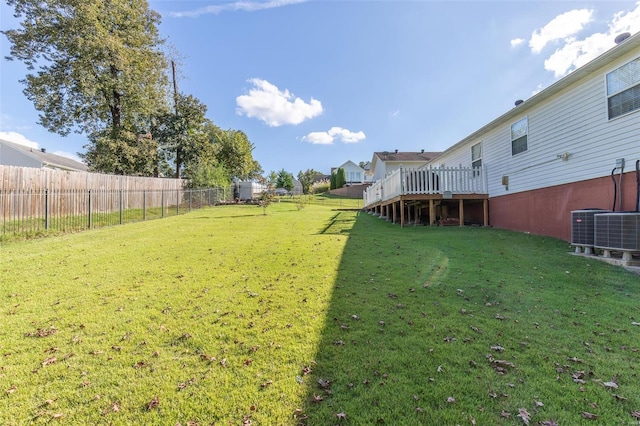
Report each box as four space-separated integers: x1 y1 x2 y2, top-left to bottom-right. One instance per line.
370 150 441 181
0 139 88 172
363 31 640 242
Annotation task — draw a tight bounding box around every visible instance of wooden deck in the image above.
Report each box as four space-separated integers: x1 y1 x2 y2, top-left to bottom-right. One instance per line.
362 166 489 227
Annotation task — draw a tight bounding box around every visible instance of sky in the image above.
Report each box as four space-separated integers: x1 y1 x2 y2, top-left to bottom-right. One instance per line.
1 0 639 176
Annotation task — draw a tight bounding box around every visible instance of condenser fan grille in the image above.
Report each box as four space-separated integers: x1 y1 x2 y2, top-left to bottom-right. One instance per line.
594 213 640 251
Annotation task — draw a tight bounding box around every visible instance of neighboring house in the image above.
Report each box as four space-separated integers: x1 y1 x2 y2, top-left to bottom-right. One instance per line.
0 139 88 172
370 150 441 181
420 31 640 241
335 160 368 184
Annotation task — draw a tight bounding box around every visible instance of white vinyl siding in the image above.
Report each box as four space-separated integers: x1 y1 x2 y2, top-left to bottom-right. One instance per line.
606 56 640 119
426 48 640 198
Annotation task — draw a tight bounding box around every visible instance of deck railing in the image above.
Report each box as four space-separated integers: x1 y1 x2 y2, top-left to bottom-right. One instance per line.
363 166 487 206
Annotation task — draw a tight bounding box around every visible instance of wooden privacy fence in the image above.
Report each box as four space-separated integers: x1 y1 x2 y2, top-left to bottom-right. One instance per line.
0 166 230 238
0 165 185 191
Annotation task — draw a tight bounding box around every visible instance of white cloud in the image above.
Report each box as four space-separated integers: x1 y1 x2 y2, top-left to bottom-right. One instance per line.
517 2 640 78
302 131 334 145
390 110 400 117
0 131 39 149
170 0 305 18
236 78 323 126
302 127 366 145
328 127 366 143
529 9 593 53
531 83 545 96
510 38 525 48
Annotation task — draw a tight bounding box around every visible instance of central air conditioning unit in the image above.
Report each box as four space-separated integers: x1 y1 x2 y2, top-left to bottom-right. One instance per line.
594 212 640 261
571 209 609 254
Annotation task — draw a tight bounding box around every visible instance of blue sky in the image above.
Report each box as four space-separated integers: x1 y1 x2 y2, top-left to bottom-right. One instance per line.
1 0 639 176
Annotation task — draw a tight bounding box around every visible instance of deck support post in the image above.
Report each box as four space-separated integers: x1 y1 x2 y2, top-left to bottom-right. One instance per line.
429 199 435 226
400 200 405 227
459 199 464 227
483 199 489 226
392 202 397 223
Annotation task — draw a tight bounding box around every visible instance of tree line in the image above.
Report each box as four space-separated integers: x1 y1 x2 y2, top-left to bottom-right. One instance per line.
2 0 261 188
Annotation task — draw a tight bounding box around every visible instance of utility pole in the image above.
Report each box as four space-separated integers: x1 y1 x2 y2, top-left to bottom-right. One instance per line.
171 60 182 178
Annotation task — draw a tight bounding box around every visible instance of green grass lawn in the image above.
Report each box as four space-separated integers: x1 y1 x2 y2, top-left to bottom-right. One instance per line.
1 203 639 425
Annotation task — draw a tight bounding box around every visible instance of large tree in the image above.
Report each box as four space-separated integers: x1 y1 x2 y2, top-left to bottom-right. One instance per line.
151 93 212 178
297 168 320 195
212 129 262 181
276 169 294 192
3 0 169 173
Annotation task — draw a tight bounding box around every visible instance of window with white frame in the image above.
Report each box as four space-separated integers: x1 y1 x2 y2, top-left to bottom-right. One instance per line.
511 117 528 156
606 57 640 119
471 142 482 176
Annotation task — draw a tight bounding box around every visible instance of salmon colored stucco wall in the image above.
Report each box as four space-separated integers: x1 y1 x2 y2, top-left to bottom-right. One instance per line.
489 171 639 242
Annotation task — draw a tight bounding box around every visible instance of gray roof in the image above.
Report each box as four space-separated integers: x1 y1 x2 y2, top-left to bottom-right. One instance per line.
0 139 88 171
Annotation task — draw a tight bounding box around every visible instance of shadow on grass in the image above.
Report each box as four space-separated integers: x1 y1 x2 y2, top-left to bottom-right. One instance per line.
318 212 360 235
301 212 454 424
300 212 640 425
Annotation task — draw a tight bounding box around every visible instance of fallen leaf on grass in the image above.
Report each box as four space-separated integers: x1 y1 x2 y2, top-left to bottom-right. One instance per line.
631 411 640 419
501 411 510 418
517 408 530 425
539 421 558 426
25 327 57 338
317 378 331 389
336 412 346 420
6 385 17 394
311 394 323 403
42 357 57 367
491 345 504 352
446 397 456 403
581 411 598 419
146 395 159 410
603 381 618 389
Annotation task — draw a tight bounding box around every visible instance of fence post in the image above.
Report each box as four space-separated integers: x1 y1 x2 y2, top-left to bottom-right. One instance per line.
176 189 180 215
143 190 147 221
88 190 92 229
161 189 165 218
119 189 124 225
44 189 50 230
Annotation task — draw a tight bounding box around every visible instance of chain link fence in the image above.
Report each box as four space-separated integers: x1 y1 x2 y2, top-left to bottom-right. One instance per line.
1 187 230 239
